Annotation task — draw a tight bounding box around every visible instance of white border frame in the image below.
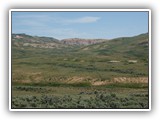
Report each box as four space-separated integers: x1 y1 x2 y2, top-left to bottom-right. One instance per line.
9 9 151 111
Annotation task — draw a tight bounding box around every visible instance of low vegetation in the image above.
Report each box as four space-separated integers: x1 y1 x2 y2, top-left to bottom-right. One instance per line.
12 92 148 109
11 33 149 109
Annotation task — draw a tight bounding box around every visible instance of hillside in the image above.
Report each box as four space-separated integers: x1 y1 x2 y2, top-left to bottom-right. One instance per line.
80 33 149 61
12 33 149 64
61 38 107 45
12 33 64 48
12 34 108 48
12 33 149 83
12 33 149 109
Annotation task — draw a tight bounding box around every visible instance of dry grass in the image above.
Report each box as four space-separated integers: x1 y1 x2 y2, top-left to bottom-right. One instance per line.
113 77 148 83
65 76 148 86
13 70 148 87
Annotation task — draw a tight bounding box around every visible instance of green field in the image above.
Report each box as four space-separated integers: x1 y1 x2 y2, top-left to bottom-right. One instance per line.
11 33 149 109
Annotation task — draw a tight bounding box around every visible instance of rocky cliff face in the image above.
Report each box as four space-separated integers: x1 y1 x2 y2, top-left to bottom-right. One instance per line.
12 34 108 48
61 38 107 45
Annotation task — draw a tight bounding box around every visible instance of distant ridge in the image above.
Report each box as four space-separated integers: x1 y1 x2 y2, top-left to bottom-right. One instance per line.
12 33 63 48
61 38 107 45
12 33 148 49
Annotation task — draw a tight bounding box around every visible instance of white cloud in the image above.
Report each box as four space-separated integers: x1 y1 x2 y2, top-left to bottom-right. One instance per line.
65 16 101 24
18 20 47 27
13 14 101 39
14 27 93 40
46 28 93 39
14 13 101 27
13 14 52 27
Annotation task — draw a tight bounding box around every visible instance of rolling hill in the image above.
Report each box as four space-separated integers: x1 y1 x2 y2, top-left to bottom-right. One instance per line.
12 32 149 83
79 33 149 61
12 33 108 47
12 33 64 48
11 33 149 109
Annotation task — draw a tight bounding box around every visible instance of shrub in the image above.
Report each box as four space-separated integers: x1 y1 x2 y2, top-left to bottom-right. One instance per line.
12 92 148 109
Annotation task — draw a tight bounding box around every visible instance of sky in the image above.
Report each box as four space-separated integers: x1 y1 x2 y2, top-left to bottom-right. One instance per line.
12 11 149 40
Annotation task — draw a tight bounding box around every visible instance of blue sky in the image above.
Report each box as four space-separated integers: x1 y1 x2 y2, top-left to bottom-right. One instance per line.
12 11 148 40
